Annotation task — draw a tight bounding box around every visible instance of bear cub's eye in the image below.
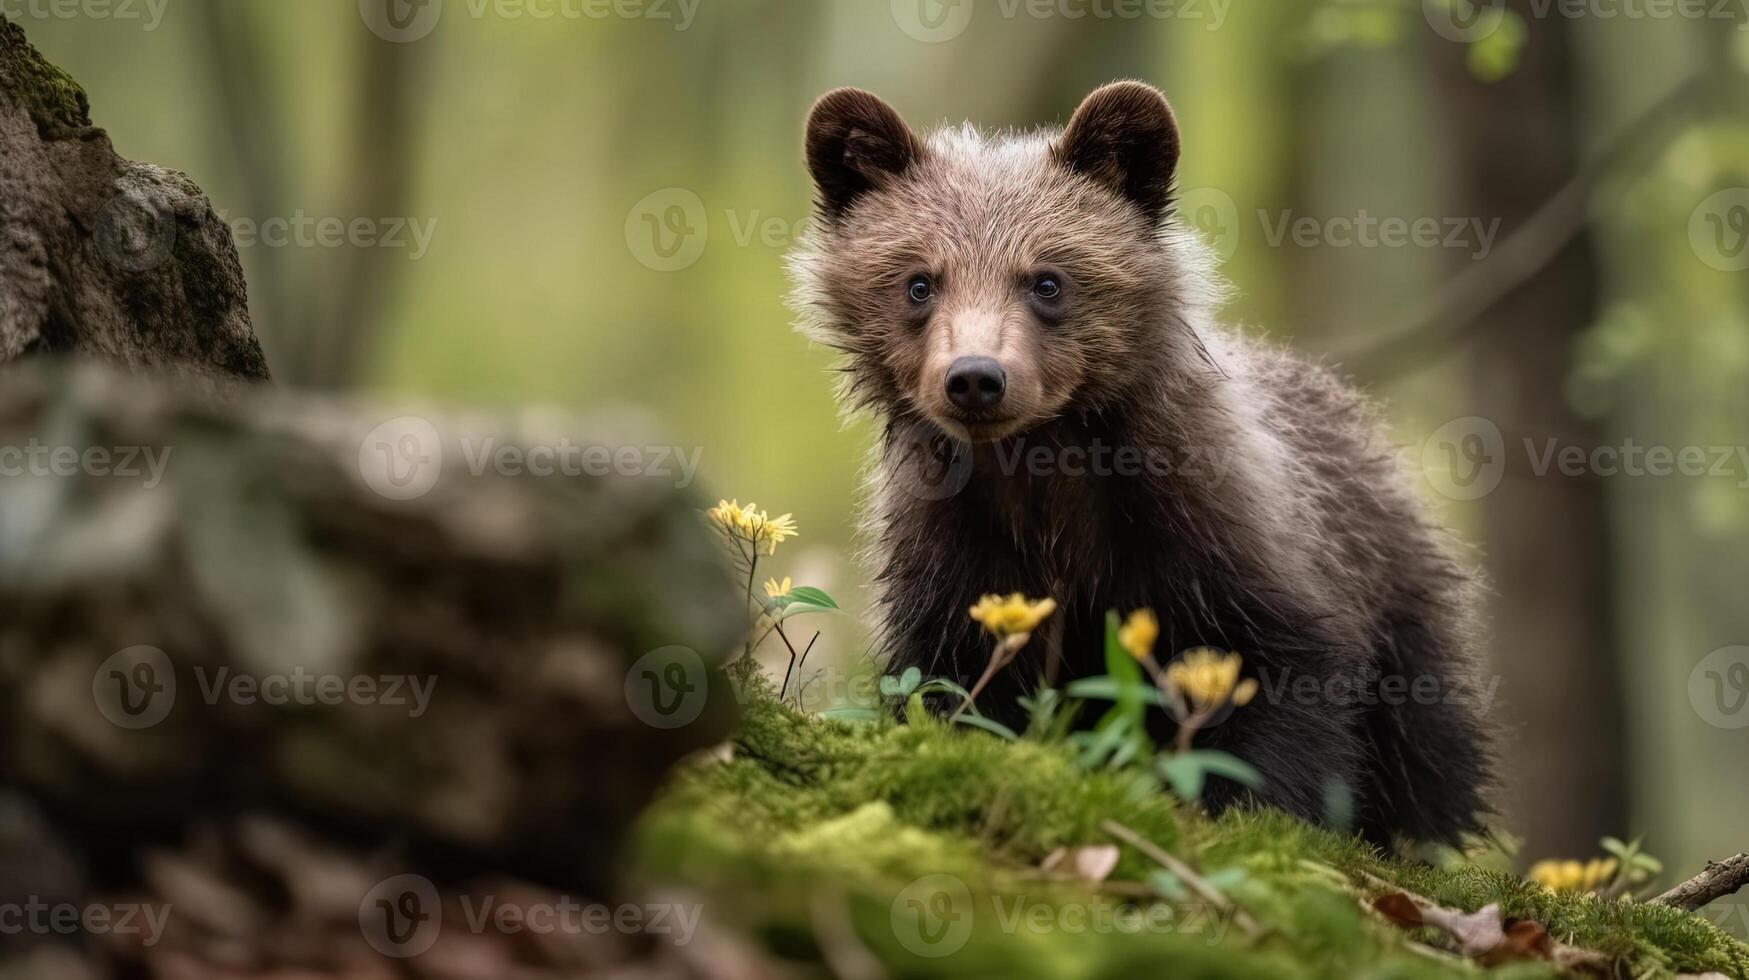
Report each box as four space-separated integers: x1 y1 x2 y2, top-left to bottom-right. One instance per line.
906 275 934 305
1032 274 1063 301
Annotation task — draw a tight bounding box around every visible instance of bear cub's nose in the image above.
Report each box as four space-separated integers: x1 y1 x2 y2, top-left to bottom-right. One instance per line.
945 357 1007 411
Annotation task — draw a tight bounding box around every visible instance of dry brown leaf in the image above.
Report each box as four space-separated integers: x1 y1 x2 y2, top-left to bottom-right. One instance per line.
1041 844 1121 883
1373 891 1613 972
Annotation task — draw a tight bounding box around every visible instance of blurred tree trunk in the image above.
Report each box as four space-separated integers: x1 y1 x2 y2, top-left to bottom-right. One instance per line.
195 2 426 388
1426 3 1626 858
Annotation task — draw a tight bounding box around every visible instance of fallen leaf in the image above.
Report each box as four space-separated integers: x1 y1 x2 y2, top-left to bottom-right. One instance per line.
1041 845 1121 884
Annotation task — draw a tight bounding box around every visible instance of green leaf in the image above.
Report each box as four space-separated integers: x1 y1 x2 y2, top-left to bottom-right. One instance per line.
1158 753 1207 800
778 601 838 620
1065 676 1169 708
1158 750 1264 802
899 666 922 693
879 667 924 699
1148 870 1190 902
915 677 974 701
1188 750 1264 789
952 713 1019 741
786 586 838 609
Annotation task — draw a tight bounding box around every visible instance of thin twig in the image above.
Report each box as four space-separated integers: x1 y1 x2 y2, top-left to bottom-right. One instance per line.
1652 853 1749 912
1101 819 1263 939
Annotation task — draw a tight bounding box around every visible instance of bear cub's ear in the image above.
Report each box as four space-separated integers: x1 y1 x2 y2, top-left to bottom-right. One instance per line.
805 88 923 221
1055 81 1181 224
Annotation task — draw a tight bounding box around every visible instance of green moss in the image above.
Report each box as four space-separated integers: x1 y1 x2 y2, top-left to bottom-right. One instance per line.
1 15 92 136
634 693 1749 978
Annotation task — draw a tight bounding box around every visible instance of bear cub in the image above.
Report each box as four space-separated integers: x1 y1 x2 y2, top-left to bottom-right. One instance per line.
788 82 1493 848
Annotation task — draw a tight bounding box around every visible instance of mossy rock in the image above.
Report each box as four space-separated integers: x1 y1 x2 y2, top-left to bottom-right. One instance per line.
636 692 1749 978
0 14 90 137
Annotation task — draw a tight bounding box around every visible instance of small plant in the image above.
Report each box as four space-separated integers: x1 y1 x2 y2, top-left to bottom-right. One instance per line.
705 499 837 704
859 600 1265 806
1065 608 1264 805
1528 836 1665 898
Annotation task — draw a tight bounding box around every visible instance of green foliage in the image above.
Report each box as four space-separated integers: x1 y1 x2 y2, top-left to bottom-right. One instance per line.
635 693 1749 978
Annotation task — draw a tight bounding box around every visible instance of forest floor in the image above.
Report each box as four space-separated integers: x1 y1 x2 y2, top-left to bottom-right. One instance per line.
633 685 1749 979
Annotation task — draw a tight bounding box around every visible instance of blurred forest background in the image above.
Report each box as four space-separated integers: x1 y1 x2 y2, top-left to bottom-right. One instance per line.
20 0 1748 897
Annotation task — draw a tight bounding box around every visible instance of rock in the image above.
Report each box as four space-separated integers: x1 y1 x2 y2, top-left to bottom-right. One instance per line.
0 364 746 976
0 14 269 382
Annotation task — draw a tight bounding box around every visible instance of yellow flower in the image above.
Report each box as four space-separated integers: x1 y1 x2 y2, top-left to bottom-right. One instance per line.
1529 857 1618 894
1118 609 1159 661
968 593 1058 637
1164 648 1258 714
707 499 799 555
764 576 793 599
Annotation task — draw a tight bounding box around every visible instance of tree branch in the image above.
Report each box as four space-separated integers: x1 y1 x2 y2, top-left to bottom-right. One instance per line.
1652 853 1749 912
1335 70 1718 379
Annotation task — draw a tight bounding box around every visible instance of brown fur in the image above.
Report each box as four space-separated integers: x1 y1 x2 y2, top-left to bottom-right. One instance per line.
788 82 1494 847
